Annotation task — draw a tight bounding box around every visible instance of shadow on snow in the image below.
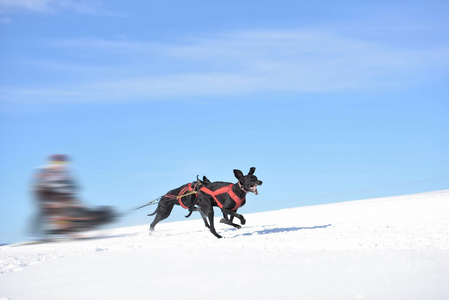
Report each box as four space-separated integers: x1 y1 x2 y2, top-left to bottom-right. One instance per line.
229 224 332 238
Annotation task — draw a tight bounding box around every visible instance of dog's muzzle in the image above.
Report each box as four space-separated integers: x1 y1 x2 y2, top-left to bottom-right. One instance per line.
250 181 263 195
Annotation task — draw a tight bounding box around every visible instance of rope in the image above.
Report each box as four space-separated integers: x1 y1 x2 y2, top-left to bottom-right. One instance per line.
129 196 162 212
129 190 198 213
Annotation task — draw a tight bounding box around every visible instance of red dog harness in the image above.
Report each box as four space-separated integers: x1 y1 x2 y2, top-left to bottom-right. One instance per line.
200 184 245 211
163 183 197 209
177 183 195 209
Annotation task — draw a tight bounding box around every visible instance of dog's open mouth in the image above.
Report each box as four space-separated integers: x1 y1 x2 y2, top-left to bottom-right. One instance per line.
250 185 259 195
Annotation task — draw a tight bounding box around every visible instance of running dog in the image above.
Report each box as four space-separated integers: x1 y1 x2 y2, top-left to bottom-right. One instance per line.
148 176 211 231
196 167 263 238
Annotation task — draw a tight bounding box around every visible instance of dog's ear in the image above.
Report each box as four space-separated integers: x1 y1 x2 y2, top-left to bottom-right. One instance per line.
203 176 211 184
233 169 244 180
248 167 256 175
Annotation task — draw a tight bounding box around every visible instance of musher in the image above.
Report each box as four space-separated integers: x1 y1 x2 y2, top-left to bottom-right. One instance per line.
31 154 88 236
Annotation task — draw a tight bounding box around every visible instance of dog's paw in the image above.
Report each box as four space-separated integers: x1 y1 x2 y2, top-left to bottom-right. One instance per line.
240 218 246 225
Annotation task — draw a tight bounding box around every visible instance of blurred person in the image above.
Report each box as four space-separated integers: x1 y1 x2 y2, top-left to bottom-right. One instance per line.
31 154 83 235
31 155 116 238
34 154 78 202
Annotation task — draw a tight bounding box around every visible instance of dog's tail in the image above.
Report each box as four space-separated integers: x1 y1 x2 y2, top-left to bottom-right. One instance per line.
147 207 158 216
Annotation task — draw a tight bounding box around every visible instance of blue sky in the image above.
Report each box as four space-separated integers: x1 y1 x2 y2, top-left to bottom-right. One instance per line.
1 0 448 243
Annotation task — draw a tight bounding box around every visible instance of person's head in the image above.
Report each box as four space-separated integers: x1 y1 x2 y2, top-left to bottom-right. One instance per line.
48 154 69 170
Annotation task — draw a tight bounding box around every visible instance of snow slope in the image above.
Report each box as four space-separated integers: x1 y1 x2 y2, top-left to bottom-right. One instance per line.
1 190 449 300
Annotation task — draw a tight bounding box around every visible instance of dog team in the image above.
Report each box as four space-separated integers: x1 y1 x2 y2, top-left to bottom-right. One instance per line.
33 155 262 239
148 167 263 238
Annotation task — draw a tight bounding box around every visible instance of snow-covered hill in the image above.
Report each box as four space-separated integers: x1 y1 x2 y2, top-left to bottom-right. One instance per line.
1 190 449 300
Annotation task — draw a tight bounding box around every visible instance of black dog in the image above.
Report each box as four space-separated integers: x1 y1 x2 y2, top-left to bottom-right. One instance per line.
196 167 263 238
148 176 210 231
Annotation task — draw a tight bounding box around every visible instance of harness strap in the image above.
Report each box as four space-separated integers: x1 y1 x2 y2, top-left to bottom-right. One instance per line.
177 183 195 209
200 184 245 211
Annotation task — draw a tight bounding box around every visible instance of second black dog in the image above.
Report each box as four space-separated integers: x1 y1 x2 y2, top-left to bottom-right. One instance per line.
148 176 210 231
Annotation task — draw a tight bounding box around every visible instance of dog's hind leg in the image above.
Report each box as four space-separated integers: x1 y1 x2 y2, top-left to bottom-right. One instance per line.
149 200 175 231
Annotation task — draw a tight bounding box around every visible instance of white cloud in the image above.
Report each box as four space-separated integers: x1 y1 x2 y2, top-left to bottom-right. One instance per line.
0 0 56 12
0 0 101 14
3 29 448 103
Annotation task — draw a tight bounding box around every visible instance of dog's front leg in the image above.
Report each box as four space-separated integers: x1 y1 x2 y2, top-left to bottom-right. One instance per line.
208 218 222 239
221 209 246 226
220 211 240 228
205 209 222 238
236 212 245 225
197 207 210 228
185 205 198 218
220 217 241 229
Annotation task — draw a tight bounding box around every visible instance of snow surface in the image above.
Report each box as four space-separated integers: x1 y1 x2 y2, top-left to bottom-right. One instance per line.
1 190 449 300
